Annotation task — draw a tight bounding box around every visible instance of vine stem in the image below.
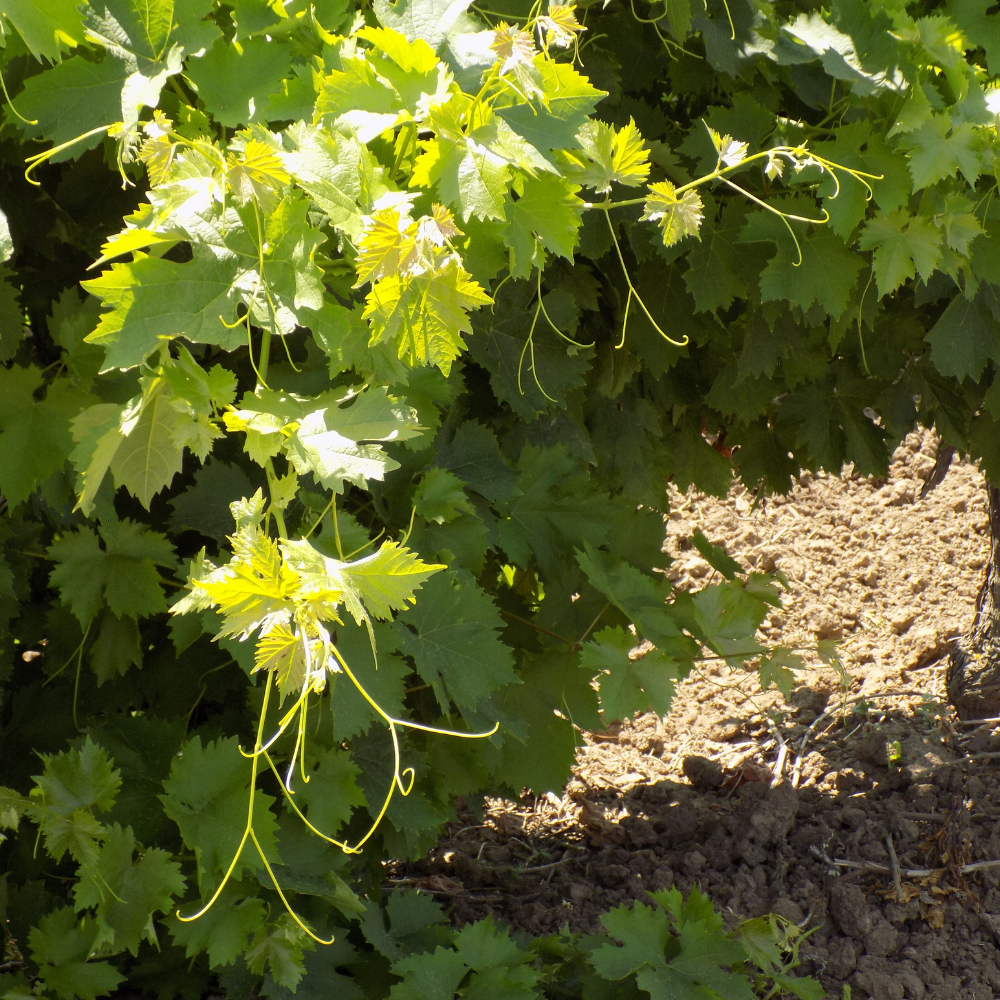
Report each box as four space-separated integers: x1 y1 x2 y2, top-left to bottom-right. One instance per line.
176 671 336 945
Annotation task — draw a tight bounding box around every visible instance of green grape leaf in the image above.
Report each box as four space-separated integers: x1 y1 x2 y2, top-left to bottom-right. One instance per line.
391 947 470 1000
504 174 583 276
309 299 411 383
0 208 10 263
0 785 29 834
691 580 768 660
28 738 121 866
412 134 510 222
591 903 671 979
0 369 92 508
858 210 943 297
691 529 743 579
283 388 421 492
574 542 676 645
437 421 520 503
160 736 280 888
496 58 605 158
758 646 804 699
363 258 492 375
184 36 294 127
682 201 748 312
281 123 385 241
637 920 754 1000
88 609 143 685
899 115 981 190
282 537 444 623
289 747 366 835
1 0 86 60
28 908 125 1000
466 281 593 420
495 663 582 792
413 467 474 523
167 888 266 968
48 520 177 627
49 290 104 390
82 249 243 372
14 57 128 159
498 445 614 577
926 292 1000 383
582 626 679 722
393 568 515 714
331 618 409 740
245 915 312 991
170 461 256 542
374 0 474 49
0 266 22 363
87 715 187 845
739 212 863 318
73 824 185 956
948 0 1000 74
315 52 404 140
454 914 525 971
668 424 734 498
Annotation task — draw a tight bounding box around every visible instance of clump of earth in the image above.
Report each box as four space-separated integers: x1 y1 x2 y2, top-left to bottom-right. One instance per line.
398 431 1000 1000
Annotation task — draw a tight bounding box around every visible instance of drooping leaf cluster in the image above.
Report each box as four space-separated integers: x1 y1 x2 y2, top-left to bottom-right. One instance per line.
0 0 994 992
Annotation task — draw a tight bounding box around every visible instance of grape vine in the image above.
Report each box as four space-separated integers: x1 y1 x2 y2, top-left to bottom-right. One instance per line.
0 0 996 994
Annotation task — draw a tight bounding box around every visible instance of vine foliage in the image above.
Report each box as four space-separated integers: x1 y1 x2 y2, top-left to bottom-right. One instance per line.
0 0 996 994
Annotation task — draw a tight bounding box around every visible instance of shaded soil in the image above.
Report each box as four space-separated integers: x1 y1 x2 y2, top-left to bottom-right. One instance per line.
398 431 1000 1000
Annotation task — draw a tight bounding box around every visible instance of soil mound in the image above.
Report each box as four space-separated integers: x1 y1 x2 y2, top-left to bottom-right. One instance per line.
401 431 1000 1000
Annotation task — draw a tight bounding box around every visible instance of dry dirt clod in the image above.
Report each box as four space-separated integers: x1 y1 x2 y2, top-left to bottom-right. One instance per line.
682 754 725 789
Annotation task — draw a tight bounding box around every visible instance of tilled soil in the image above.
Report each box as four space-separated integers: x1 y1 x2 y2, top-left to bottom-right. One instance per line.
398 431 1000 1000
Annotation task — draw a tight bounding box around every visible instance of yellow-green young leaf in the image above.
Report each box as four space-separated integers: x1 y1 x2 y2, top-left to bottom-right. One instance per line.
338 540 445 622
269 471 300 510
642 181 705 247
253 622 308 700
363 259 492 374
355 208 417 286
182 523 300 639
566 118 650 193
356 25 440 74
281 537 443 624
539 4 586 48
227 138 291 207
708 126 748 167
314 53 404 141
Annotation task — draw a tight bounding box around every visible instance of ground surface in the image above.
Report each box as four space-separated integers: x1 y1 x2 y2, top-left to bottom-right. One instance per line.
396 431 1000 1000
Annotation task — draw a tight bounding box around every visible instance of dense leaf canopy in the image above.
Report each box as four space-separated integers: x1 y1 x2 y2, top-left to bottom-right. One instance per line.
0 0 994 993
